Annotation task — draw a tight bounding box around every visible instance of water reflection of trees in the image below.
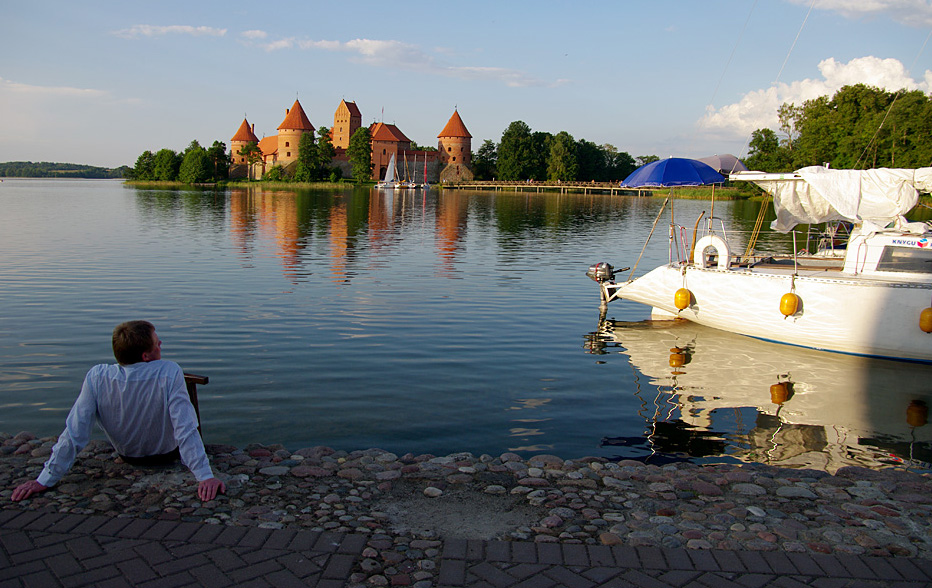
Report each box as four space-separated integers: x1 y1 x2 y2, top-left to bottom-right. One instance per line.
135 187 843 284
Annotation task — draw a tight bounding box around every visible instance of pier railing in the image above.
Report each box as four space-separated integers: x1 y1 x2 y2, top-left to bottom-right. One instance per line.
445 181 650 196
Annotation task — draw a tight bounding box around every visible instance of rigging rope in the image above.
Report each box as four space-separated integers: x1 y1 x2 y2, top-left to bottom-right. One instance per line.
854 28 932 169
743 194 771 261
737 0 816 160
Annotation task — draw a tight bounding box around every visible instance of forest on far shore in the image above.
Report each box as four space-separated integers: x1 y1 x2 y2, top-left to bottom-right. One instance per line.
0 161 128 179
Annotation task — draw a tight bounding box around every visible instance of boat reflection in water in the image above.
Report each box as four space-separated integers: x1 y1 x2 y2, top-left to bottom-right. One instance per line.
587 317 931 473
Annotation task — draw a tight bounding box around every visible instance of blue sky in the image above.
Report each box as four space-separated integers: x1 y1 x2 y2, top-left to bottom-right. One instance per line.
2 0 930 168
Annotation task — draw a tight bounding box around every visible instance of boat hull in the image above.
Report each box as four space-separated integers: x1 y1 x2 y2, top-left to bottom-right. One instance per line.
604 265 932 362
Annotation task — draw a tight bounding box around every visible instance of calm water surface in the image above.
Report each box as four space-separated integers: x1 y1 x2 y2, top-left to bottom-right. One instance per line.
1 179 929 472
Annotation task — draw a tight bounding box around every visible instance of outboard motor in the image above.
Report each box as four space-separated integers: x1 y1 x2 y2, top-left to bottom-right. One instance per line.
587 262 615 283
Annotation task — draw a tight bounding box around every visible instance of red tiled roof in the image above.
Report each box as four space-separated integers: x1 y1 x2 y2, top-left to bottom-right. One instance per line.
369 122 411 143
232 118 259 143
278 99 315 131
340 100 361 118
437 110 471 138
258 136 278 156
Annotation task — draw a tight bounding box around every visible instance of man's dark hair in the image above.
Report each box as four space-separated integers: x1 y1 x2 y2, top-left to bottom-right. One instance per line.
112 320 156 365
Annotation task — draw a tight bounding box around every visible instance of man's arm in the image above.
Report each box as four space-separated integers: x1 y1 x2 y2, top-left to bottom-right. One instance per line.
11 480 48 502
34 371 100 489
164 364 224 499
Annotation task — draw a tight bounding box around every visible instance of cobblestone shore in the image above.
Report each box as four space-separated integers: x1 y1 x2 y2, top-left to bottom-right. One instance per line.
2 431 931 587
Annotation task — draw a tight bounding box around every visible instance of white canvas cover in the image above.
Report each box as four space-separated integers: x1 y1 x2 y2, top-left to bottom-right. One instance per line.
742 166 932 233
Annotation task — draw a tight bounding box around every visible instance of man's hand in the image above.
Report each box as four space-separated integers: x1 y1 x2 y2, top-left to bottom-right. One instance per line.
11 480 48 502
197 477 226 501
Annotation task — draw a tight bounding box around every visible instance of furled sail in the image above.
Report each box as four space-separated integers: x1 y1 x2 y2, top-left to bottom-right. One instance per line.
733 166 932 233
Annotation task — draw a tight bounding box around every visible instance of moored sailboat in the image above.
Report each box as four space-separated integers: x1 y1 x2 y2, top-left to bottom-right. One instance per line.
375 154 399 189
588 165 932 363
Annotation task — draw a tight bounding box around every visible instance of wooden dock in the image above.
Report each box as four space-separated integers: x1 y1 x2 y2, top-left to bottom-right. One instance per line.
445 181 650 196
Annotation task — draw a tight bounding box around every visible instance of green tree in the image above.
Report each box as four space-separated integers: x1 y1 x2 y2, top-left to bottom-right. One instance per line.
547 131 578 181
530 132 552 180
293 131 318 182
317 126 336 176
237 142 262 180
263 165 284 182
472 139 498 180
347 127 372 182
603 144 637 180
745 128 789 171
760 83 932 170
179 141 210 183
497 121 535 180
132 150 155 181
207 140 229 180
575 139 604 181
635 155 659 167
153 148 181 181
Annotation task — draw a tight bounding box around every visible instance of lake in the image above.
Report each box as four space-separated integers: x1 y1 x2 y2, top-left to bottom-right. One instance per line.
1 178 929 473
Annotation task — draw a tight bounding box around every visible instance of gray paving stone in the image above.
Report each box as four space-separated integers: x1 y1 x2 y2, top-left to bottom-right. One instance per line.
543 565 597 588
438 558 467 586
443 537 468 560
537 542 562 565
563 542 590 566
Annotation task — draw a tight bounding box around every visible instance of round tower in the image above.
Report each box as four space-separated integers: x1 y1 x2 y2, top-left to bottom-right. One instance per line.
230 117 260 178
437 109 473 182
277 99 315 165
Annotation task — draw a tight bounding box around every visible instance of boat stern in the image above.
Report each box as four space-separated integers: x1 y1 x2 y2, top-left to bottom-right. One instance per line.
587 262 630 304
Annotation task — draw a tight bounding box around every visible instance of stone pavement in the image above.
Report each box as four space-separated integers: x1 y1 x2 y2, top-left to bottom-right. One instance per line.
2 509 931 587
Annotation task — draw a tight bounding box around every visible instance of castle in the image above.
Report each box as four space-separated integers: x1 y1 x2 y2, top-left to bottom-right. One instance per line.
230 99 473 183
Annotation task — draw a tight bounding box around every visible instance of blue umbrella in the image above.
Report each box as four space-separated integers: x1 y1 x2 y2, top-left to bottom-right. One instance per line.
621 157 725 188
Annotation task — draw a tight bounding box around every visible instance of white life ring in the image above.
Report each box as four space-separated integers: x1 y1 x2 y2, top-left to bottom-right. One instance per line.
693 235 731 270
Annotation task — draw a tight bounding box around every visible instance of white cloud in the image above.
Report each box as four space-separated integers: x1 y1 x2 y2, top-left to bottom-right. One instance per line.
784 0 932 27
291 37 558 87
241 30 268 40
698 56 931 137
113 25 227 39
0 77 107 98
261 37 296 51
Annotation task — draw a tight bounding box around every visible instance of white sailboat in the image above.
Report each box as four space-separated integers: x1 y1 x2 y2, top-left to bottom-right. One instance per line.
588 166 932 363
375 154 398 189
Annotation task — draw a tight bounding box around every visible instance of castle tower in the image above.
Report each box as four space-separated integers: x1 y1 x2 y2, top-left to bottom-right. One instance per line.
437 109 473 182
230 117 260 178
332 99 362 150
277 99 315 165
231 117 260 165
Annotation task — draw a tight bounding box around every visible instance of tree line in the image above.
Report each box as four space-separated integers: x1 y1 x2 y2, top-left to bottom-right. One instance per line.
471 121 651 182
745 84 932 172
128 126 354 184
0 161 128 179
127 140 231 183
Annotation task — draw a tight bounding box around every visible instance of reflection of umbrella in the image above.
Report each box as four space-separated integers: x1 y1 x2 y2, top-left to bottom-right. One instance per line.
621 158 725 188
697 154 748 174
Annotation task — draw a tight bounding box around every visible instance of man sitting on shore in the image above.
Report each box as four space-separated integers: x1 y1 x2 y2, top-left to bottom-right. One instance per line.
11 320 225 502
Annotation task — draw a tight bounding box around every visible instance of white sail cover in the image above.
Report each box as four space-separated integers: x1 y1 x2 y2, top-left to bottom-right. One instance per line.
737 166 932 233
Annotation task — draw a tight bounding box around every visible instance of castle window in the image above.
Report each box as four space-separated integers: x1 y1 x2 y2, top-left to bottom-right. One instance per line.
453 157 456 162
447 147 452 152
287 152 291 157
285 142 290 147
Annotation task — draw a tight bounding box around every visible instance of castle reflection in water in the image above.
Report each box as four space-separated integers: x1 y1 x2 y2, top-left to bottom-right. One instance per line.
228 187 469 283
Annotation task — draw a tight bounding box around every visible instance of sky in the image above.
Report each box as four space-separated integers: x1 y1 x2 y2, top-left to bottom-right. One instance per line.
1 0 931 169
